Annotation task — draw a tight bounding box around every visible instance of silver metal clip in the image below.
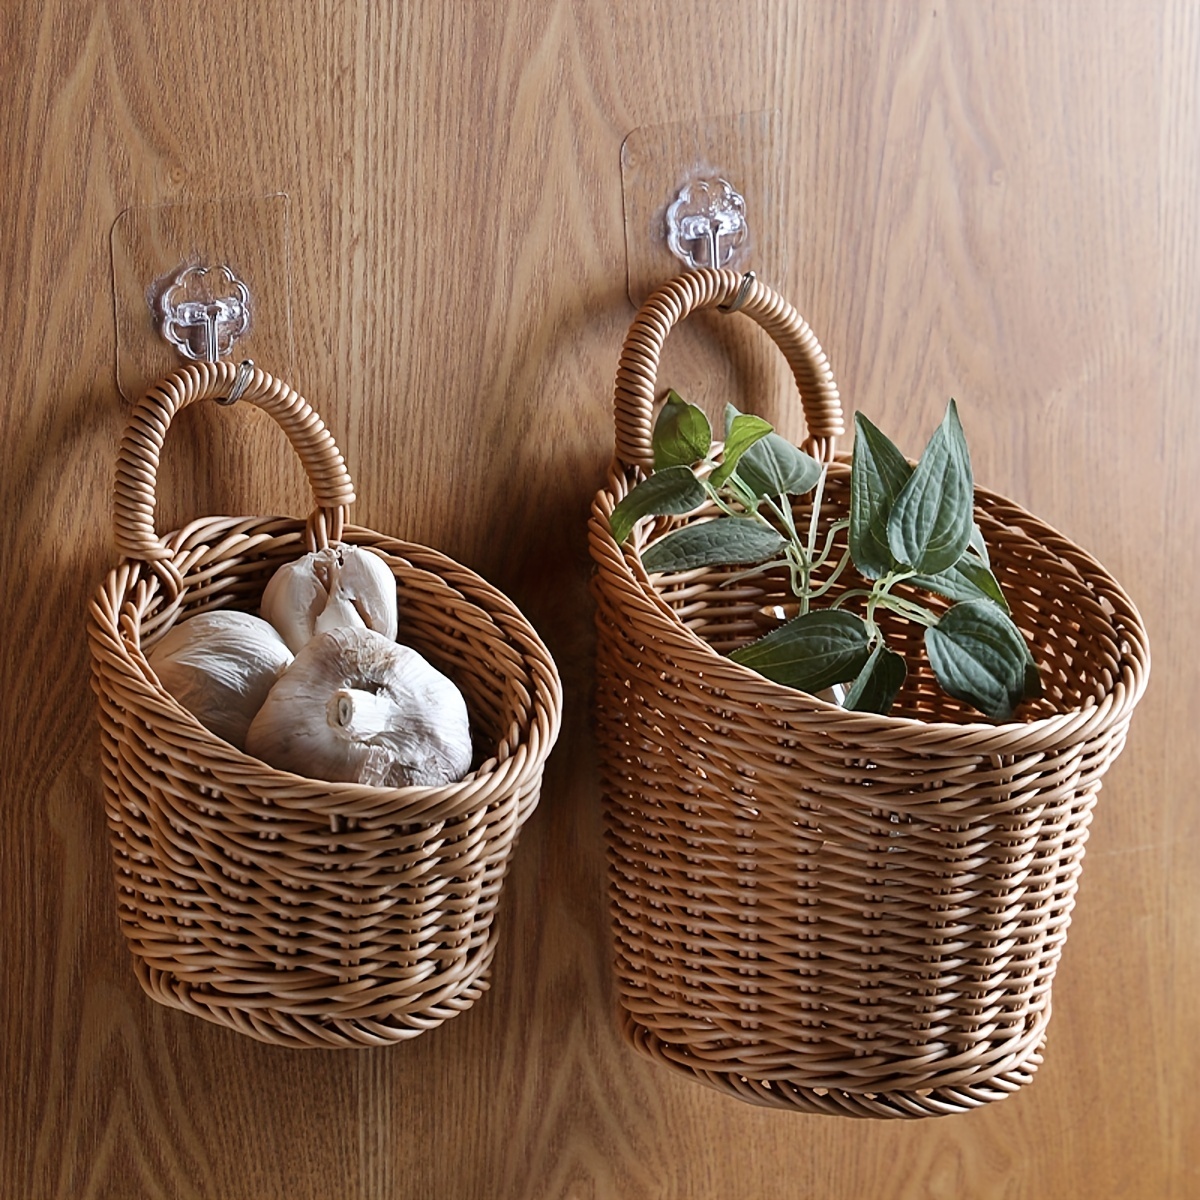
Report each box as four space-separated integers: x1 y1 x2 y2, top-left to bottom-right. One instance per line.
158 264 251 362
216 359 255 406
718 271 756 314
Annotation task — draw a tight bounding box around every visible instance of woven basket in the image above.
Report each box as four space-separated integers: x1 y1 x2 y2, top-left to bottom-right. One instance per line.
589 269 1150 1117
89 361 562 1049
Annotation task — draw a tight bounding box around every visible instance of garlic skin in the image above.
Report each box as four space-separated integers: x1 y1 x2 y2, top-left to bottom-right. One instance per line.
260 544 399 654
245 626 472 788
146 610 294 750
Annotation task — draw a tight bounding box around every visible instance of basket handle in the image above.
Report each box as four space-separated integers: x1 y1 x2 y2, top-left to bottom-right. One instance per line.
613 268 844 471
113 361 357 586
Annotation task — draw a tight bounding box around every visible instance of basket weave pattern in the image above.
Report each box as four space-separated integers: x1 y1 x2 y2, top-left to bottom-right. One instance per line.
589 270 1149 1117
90 362 562 1049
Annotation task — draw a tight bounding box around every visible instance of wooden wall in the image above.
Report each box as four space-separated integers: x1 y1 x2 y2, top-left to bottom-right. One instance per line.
2 2 1196 1196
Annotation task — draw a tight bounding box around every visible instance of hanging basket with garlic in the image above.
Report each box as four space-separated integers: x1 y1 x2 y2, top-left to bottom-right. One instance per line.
89 361 562 1049
589 270 1149 1118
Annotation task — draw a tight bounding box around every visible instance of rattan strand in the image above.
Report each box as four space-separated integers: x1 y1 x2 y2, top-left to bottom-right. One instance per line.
90 365 562 1048
590 271 1149 1118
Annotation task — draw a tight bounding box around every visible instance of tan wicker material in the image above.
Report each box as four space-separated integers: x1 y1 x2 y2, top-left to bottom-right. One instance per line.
90 361 562 1049
589 269 1150 1117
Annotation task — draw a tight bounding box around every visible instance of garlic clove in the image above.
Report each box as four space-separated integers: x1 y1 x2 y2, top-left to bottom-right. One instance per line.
245 626 472 788
260 544 398 653
260 555 333 653
146 610 294 750
313 590 368 639
326 545 398 643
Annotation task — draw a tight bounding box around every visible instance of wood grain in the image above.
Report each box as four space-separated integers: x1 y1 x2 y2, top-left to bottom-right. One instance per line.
2 1 1196 1196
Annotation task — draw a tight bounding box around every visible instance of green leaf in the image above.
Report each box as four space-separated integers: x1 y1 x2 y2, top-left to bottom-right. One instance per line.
909 556 1010 612
849 412 913 579
609 466 707 545
711 413 773 488
887 400 975 574
843 642 908 714
641 518 787 572
1023 658 1044 703
968 522 991 568
924 599 1042 720
653 391 712 469
738 432 824 499
729 609 872 693
724 402 743 436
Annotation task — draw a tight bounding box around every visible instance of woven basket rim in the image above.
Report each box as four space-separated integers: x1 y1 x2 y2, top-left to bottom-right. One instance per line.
592 470 1150 748
92 519 562 825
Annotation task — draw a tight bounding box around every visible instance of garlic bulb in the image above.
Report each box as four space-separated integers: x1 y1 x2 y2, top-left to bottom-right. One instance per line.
245 626 472 788
261 544 398 653
146 610 294 750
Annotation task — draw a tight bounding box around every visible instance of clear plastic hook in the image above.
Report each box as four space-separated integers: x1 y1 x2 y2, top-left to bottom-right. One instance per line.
665 176 748 270
158 263 251 362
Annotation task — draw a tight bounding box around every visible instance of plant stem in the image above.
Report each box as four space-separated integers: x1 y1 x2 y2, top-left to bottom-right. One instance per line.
717 557 793 588
830 569 940 633
797 470 831 615
832 588 874 609
762 493 800 541
812 518 850 570
727 476 763 516
873 591 940 627
703 481 747 519
786 544 807 607
807 466 828 566
807 548 854 599
757 493 811 612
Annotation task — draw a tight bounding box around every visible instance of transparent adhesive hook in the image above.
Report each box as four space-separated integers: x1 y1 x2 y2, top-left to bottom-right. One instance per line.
158 264 251 362
111 194 292 398
666 176 748 270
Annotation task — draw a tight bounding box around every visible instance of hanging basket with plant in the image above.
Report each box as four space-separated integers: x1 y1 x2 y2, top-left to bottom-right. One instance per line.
589 269 1149 1118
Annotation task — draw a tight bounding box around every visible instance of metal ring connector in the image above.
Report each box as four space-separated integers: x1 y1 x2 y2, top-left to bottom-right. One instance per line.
217 359 255 406
719 271 756 314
